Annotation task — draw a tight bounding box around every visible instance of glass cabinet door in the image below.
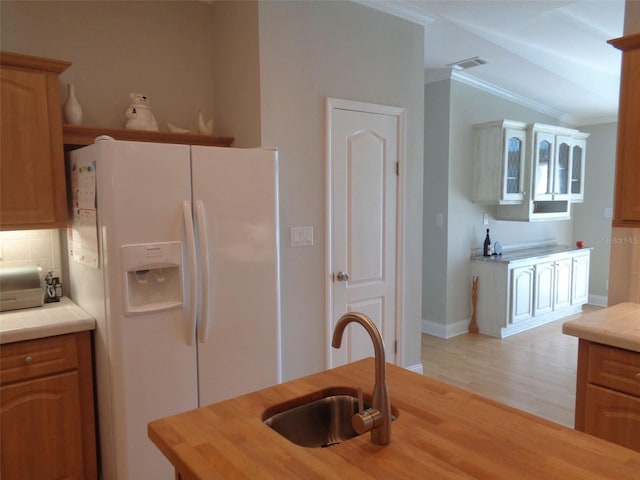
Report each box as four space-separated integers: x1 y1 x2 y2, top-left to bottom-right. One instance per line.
502 128 526 202
554 138 571 200
533 131 555 200
570 139 586 202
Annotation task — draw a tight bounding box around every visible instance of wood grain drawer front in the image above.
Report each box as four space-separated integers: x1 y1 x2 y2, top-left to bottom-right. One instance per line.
0 334 79 385
587 343 640 397
584 384 640 452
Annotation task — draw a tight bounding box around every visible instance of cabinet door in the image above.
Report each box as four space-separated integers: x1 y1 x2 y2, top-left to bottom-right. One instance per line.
502 128 526 203
611 40 640 226
0 64 67 229
532 131 556 201
533 261 554 316
553 136 572 201
510 265 535 323
570 138 586 203
1 372 85 479
584 384 640 452
553 258 572 310
571 254 590 305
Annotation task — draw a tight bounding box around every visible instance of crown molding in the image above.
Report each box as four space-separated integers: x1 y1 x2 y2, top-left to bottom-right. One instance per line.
425 68 566 121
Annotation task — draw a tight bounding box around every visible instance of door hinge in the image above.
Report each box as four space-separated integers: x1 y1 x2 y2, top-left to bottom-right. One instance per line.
395 162 399 176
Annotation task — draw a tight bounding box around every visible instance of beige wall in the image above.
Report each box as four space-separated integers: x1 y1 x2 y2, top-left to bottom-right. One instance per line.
572 123 617 304
624 0 640 34
1 1 425 378
1 1 217 132
210 1 262 147
609 228 640 304
256 1 425 377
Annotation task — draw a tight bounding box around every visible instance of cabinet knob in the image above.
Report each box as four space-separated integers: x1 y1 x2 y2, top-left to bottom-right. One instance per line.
24 356 33 365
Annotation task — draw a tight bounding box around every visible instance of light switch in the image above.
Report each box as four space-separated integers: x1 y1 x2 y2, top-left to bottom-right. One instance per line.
604 207 613 219
436 213 444 226
290 226 314 247
482 213 489 225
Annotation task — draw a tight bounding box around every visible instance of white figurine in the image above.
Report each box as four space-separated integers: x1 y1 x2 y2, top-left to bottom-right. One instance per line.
125 93 159 131
197 110 214 136
167 122 190 134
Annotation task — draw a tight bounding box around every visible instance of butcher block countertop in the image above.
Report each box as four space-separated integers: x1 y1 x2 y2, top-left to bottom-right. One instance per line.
563 302 640 353
148 359 640 479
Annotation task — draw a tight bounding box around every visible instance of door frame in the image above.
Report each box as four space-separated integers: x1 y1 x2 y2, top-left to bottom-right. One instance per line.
324 97 406 369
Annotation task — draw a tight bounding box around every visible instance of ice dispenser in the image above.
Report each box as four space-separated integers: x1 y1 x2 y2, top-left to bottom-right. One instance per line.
121 242 183 315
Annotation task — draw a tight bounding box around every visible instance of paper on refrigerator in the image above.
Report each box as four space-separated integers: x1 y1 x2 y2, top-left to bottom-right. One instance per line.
69 155 99 267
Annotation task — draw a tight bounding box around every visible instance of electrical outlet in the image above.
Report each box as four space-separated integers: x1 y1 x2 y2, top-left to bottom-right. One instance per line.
482 213 489 225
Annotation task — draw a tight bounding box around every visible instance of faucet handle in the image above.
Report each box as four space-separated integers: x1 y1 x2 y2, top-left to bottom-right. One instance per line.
352 386 383 435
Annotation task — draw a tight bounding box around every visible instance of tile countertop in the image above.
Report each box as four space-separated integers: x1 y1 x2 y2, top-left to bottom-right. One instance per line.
471 244 591 264
0 297 95 344
562 302 640 353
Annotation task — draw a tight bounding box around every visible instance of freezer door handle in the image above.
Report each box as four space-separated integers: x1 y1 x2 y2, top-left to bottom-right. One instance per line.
183 200 198 345
195 200 211 343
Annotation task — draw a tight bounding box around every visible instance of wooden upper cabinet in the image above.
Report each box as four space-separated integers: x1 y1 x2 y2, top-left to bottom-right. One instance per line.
1 51 70 230
609 34 640 227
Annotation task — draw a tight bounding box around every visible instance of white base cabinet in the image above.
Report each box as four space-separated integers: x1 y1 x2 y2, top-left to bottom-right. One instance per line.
472 248 591 338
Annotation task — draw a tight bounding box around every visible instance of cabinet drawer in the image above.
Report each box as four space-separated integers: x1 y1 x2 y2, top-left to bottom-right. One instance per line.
0 334 78 385
587 343 640 397
584 384 640 452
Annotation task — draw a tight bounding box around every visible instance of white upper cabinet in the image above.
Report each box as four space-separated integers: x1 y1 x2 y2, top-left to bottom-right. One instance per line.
473 120 527 205
475 120 589 221
531 124 588 203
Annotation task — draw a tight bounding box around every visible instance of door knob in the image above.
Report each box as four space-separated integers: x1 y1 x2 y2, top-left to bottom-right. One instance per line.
336 271 350 282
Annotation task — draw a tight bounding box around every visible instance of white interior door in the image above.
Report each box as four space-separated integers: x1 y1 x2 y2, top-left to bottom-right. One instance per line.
327 98 402 368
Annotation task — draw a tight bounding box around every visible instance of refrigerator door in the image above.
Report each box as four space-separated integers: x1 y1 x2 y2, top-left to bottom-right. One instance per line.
191 146 282 406
70 140 199 480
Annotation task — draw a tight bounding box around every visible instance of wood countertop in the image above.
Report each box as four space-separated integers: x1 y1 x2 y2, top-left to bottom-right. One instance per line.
563 302 640 353
148 359 640 479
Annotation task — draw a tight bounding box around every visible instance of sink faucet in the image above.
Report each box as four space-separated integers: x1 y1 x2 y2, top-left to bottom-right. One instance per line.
331 312 391 445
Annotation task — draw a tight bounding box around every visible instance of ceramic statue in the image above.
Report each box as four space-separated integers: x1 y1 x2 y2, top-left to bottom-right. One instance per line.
125 93 158 131
197 110 214 136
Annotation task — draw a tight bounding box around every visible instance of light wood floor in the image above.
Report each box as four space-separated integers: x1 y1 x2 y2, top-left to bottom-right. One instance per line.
421 306 600 428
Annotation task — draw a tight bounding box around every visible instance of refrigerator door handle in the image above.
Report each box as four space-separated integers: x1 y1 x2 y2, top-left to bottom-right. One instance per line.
195 200 211 343
183 200 198 345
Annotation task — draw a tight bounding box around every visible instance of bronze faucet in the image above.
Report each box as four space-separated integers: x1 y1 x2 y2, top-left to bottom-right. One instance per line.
331 312 391 445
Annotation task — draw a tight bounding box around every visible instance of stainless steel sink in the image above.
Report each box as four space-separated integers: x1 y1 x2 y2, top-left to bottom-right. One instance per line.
262 387 397 448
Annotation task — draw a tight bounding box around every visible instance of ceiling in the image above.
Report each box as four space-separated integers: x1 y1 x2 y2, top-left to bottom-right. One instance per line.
359 0 625 125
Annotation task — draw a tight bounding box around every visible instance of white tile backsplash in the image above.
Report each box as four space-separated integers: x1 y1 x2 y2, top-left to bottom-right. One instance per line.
0 230 63 281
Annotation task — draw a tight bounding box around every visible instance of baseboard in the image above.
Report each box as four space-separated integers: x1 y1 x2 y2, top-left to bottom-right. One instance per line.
405 362 424 375
588 295 608 307
421 318 469 339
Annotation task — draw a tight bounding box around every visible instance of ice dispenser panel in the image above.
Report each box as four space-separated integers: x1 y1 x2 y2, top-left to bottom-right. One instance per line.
121 242 183 315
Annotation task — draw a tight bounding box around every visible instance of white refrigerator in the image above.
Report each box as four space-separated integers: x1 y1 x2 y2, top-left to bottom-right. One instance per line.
68 139 281 480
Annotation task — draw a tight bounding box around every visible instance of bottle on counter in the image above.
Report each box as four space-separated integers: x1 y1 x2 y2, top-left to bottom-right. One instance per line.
483 228 492 257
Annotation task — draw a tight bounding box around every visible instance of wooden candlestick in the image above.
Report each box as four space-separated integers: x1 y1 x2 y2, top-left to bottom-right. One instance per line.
469 276 479 334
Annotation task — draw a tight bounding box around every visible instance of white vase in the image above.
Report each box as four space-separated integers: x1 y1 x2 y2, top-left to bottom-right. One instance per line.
63 83 83 125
